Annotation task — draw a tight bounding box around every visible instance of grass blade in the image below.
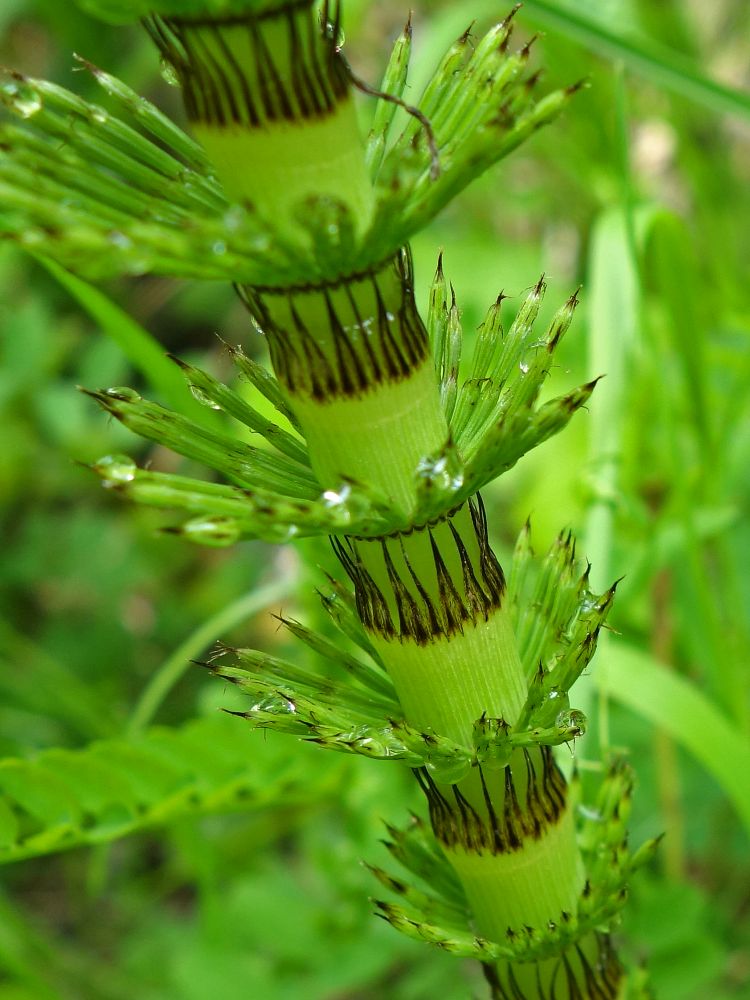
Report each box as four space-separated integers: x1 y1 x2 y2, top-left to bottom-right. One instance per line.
599 644 750 837
35 255 218 427
520 0 750 121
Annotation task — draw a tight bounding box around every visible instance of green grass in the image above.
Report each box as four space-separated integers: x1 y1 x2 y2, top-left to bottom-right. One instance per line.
0 1 748 997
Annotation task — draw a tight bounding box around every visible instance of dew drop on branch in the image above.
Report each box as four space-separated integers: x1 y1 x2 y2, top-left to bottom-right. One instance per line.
159 60 180 87
2 81 42 118
189 385 222 409
96 454 137 485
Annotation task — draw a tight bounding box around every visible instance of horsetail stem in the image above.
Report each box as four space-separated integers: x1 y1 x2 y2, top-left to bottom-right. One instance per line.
145 2 375 237
0 0 650 994
237 250 449 515
145 6 622 993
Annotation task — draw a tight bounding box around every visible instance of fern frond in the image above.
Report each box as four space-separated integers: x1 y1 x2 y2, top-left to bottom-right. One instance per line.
0 715 343 865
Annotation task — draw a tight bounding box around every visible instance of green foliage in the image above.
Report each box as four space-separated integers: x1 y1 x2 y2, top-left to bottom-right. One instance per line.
86 272 594 542
0 12 571 286
0 715 343 865
210 527 612 783
599 644 750 837
1 0 749 997
520 0 750 120
372 760 659 968
38 258 218 428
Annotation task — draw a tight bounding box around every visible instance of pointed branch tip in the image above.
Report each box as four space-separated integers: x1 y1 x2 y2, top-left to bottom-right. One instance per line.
566 78 589 96
270 611 295 631
525 69 543 91
520 33 540 58
459 20 476 44
347 65 440 179
503 4 523 28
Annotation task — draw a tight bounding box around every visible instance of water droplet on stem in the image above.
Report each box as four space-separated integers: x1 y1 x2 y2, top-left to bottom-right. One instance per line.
189 385 222 410
159 60 180 87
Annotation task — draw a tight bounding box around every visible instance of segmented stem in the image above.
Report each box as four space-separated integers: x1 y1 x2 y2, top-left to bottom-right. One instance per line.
132 5 626 994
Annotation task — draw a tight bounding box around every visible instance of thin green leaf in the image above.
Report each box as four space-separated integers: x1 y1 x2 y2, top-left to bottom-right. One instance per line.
168 355 310 465
519 0 750 121
128 578 294 734
598 644 750 836
85 387 319 498
37 257 216 426
365 14 414 178
643 210 711 447
583 208 640 591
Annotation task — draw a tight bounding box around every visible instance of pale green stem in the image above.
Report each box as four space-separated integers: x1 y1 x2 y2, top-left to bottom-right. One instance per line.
128 576 292 734
157 7 620 992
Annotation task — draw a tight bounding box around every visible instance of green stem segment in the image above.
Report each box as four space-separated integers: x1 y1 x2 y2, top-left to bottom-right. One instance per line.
337 499 602 990
240 250 447 516
336 500 525 741
341 497 622 997
146 2 374 239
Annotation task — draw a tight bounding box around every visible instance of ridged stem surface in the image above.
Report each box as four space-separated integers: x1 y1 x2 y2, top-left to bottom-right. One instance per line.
165 6 623 995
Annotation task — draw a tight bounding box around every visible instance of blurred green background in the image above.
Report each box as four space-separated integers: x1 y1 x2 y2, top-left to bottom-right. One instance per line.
0 0 748 997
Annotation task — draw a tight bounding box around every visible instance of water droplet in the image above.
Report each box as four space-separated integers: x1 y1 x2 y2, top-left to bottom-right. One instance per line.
323 484 352 508
124 261 150 277
182 516 241 547
578 804 602 822
555 709 586 736
189 385 221 409
269 523 299 543
3 81 42 118
90 107 108 124
108 231 133 249
105 386 140 402
416 448 464 493
95 454 137 485
223 205 245 231
248 312 265 336
211 240 227 256
531 686 572 728
159 59 180 87
519 361 529 374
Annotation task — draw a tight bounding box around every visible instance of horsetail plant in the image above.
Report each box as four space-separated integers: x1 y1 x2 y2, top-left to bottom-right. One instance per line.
0 1 657 995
